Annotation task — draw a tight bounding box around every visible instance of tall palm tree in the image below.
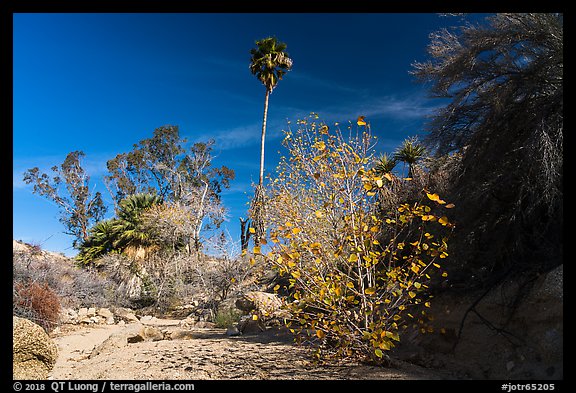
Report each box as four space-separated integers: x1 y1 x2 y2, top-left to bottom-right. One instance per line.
393 137 427 179
249 37 293 245
250 36 293 185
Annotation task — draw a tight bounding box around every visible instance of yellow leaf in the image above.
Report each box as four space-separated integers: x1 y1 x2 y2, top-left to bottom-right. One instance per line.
357 116 366 126
249 227 256 234
413 282 421 289
252 314 259 321
346 282 355 289
292 227 302 235
273 284 281 291
424 302 431 308
316 329 325 339
426 192 446 204
315 210 324 218
348 254 359 262
426 192 439 201
438 216 449 226
442 272 448 277
375 348 383 358
384 173 393 181
410 264 420 274
291 270 301 279
445 203 455 209
364 182 373 191
379 341 391 351
253 246 261 255
408 291 416 298
364 287 376 295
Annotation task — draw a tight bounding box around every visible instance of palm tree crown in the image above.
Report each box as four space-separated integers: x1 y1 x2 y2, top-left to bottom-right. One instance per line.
250 37 293 93
394 137 427 178
374 152 398 177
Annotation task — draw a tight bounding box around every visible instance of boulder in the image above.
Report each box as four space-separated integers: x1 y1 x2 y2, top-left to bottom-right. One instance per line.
97 307 114 319
13 316 58 380
235 291 287 320
112 307 140 323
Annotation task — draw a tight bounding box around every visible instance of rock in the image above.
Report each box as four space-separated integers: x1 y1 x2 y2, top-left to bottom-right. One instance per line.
113 307 140 323
59 308 78 324
78 307 88 318
87 307 97 317
235 291 286 319
127 326 164 344
226 326 241 336
169 329 196 340
13 316 58 380
237 315 265 335
97 307 114 319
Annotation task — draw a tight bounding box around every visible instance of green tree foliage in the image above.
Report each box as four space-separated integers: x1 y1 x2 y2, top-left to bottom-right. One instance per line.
249 37 293 246
393 137 427 179
412 13 563 285
76 193 163 265
105 125 235 251
252 115 454 363
23 151 107 248
105 125 234 204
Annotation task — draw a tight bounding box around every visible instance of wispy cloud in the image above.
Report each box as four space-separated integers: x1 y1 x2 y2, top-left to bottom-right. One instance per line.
308 91 443 123
192 123 261 151
288 70 366 95
13 152 112 191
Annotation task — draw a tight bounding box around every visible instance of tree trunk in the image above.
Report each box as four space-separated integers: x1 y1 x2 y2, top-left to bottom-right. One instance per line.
240 217 251 252
259 89 270 186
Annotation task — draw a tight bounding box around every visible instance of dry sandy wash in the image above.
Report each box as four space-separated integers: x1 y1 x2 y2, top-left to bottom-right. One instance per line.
48 319 452 380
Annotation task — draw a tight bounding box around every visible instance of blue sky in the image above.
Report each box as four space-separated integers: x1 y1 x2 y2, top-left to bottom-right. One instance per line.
12 13 487 256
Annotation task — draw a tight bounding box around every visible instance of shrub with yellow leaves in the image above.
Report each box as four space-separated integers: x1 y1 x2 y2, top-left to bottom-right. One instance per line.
254 114 454 364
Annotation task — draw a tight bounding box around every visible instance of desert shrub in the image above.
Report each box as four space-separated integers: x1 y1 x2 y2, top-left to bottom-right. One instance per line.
213 307 243 328
256 115 454 363
97 236 253 314
13 246 114 310
14 280 61 332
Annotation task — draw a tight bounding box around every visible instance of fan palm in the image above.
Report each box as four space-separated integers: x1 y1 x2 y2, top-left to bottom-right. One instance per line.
112 193 163 250
76 219 118 265
249 37 293 245
394 137 427 179
374 152 398 177
250 36 293 186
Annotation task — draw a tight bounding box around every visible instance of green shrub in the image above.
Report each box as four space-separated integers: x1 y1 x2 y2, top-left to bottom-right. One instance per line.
214 307 242 328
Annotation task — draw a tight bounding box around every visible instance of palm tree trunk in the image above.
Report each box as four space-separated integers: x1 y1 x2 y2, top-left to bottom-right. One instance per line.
259 89 270 185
